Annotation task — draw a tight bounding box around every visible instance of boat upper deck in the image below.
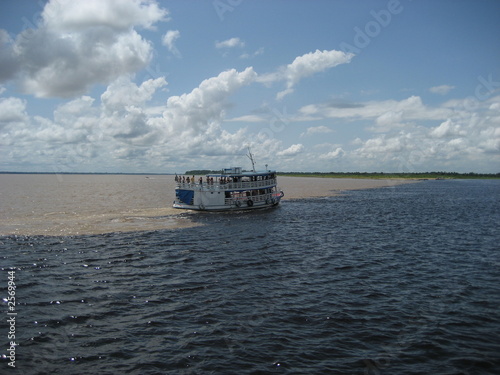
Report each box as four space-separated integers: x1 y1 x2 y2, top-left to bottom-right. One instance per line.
176 177 277 191
207 168 276 178
175 167 278 191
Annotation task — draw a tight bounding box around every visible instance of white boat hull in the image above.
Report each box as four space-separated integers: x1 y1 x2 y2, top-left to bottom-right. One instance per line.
173 195 282 211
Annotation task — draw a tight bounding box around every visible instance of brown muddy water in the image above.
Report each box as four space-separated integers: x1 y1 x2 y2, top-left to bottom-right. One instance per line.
0 174 413 236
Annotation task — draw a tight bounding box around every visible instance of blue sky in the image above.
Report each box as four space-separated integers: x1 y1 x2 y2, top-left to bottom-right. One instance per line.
0 0 499 173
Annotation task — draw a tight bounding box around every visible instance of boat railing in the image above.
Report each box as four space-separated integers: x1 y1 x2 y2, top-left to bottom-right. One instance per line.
176 178 277 191
224 192 275 206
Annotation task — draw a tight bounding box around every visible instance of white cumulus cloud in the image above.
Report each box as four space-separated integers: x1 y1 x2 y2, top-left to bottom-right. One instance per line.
299 95 452 124
430 85 455 95
319 147 345 160
162 30 181 57
277 144 304 157
430 119 465 138
101 76 168 114
274 49 354 99
0 97 29 128
42 0 168 31
0 0 168 98
301 125 334 137
215 37 245 49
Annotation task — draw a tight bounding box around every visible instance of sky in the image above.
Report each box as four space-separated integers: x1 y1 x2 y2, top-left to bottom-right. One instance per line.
0 0 499 174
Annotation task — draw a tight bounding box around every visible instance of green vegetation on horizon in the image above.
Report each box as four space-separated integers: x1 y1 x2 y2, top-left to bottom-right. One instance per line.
2 171 498 179
184 170 220 175
183 170 500 179
277 171 500 179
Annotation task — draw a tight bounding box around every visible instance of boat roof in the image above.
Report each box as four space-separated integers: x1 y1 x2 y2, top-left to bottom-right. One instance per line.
207 170 276 178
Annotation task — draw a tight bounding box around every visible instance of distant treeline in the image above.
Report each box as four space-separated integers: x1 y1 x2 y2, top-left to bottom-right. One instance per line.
0 171 172 175
277 171 500 179
184 170 500 179
3 171 498 179
184 170 220 175
184 169 258 175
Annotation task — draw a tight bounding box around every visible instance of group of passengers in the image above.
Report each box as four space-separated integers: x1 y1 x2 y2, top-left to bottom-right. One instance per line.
175 175 216 185
175 175 194 184
175 173 274 185
218 176 237 184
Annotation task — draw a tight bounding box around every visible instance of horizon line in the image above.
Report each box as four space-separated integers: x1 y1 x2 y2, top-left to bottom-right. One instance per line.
1 171 499 176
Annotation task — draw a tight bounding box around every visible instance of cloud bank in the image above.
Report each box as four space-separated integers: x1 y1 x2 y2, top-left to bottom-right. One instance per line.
0 0 356 172
0 0 168 98
1 0 497 174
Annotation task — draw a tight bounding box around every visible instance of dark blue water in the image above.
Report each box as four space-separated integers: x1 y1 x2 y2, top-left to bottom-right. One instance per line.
1 180 499 374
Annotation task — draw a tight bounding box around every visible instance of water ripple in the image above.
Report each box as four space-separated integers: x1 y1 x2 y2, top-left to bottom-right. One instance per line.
1 180 499 374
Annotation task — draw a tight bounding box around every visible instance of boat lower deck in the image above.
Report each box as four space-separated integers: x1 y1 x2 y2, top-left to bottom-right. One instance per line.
173 191 283 211
173 200 280 211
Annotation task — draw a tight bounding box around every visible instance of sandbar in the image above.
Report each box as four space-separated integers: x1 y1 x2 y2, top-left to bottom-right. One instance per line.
279 176 415 199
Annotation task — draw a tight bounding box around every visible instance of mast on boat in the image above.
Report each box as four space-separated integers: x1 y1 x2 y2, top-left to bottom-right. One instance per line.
246 147 256 172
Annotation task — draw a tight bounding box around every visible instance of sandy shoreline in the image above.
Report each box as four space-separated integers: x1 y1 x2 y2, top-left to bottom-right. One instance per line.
278 176 415 200
0 175 416 236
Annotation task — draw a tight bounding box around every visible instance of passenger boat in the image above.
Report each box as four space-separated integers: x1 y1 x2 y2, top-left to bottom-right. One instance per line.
173 166 284 211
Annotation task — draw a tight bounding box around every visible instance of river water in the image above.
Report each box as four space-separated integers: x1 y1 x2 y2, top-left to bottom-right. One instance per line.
1 178 499 374
0 174 410 236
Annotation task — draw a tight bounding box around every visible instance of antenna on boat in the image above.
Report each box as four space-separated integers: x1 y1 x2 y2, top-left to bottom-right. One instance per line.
246 147 256 172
